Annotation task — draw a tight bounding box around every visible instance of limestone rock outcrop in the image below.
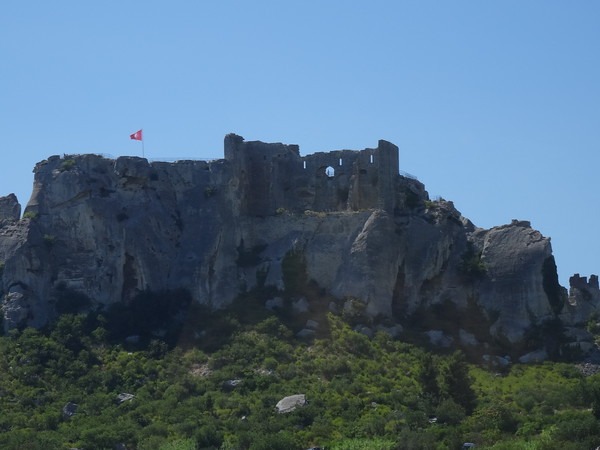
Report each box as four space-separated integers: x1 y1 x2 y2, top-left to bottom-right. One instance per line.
0 194 20 223
0 134 596 359
471 221 561 343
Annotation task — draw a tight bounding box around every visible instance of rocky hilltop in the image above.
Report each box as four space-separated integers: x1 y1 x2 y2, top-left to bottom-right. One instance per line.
0 134 598 360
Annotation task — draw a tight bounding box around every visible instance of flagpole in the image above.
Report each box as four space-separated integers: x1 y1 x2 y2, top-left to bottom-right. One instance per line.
129 129 144 157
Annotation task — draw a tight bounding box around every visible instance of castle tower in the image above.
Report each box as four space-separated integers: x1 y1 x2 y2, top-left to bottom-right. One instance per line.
224 134 301 216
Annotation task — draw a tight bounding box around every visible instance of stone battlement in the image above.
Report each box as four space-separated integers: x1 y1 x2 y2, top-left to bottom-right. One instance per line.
570 273 599 291
224 133 402 216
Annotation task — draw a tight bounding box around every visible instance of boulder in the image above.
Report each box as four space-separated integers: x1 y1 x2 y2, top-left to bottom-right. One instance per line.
62 402 78 419
116 393 134 404
223 379 242 390
265 297 284 311
376 324 403 338
2 290 29 330
426 330 454 348
482 354 511 368
296 328 316 339
276 394 306 413
459 329 479 347
292 297 309 313
518 349 548 364
354 325 374 339
305 319 319 330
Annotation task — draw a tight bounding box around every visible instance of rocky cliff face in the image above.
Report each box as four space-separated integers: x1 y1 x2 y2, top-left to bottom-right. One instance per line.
0 135 596 359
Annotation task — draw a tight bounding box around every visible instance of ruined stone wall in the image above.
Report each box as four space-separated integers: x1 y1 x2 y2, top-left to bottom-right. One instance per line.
570 273 599 291
224 134 400 216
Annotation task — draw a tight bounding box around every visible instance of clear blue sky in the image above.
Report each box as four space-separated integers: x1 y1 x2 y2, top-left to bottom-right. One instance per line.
1 1 599 286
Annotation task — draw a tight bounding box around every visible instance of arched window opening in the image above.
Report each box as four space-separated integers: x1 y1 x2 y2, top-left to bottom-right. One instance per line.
339 158 343 166
370 154 374 164
325 166 335 178
303 160 307 169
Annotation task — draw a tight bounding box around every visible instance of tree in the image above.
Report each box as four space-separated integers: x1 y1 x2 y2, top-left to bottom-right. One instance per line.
592 386 600 419
418 353 440 403
439 351 476 413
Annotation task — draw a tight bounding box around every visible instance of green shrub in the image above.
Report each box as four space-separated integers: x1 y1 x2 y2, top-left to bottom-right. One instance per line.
460 242 486 279
329 437 397 450
551 410 600 443
247 431 298 450
159 438 198 450
60 158 76 172
22 211 38 220
435 398 466 425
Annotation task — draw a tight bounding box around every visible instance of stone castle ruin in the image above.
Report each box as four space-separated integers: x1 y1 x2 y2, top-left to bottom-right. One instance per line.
224 133 402 216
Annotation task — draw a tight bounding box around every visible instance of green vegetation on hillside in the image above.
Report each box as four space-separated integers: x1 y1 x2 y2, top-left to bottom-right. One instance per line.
1 297 600 449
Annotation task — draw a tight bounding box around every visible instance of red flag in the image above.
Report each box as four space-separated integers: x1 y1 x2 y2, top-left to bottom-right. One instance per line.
130 129 143 141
